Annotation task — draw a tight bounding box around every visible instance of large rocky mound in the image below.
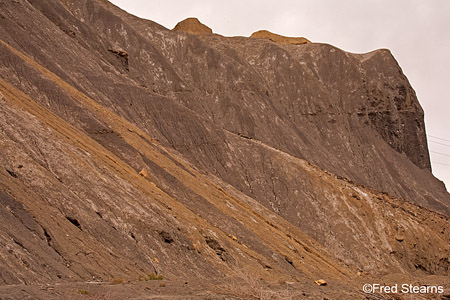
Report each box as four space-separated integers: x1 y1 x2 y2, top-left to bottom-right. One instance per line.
0 0 449 299
173 17 213 35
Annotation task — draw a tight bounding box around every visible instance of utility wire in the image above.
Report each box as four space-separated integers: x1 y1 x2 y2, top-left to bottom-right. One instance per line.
426 136 450 166
430 150 450 157
432 161 450 167
429 140 450 148
428 134 450 143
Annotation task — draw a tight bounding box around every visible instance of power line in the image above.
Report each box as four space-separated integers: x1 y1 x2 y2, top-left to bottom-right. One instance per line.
429 140 450 148
428 134 450 143
426 136 450 167
430 150 450 157
432 161 450 167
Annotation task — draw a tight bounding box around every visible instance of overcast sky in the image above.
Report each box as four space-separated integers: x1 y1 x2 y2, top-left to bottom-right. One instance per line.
110 0 450 190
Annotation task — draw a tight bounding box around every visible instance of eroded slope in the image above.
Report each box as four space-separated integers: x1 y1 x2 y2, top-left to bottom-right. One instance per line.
0 0 449 298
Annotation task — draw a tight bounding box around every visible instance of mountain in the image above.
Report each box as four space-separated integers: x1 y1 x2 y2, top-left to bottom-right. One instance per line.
0 0 449 299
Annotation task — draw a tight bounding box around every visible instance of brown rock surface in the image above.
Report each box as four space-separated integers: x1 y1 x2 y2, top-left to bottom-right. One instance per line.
0 0 449 299
250 29 311 45
173 17 213 35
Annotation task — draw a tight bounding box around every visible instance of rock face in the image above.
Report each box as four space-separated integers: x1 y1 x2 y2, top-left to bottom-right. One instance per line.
173 17 213 35
250 29 311 45
0 0 449 298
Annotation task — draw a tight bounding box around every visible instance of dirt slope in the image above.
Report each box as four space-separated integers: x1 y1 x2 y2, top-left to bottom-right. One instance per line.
0 0 449 299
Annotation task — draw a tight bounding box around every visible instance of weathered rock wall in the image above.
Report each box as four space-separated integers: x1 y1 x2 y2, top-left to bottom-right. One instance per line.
0 0 449 296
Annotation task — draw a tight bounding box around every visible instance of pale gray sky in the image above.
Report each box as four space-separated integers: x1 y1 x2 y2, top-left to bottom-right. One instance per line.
110 0 450 189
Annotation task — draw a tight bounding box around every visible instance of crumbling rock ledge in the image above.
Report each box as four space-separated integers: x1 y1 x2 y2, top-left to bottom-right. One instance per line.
250 29 311 45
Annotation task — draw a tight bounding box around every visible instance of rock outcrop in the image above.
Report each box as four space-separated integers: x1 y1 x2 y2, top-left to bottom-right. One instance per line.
0 0 449 299
172 17 213 35
250 29 311 45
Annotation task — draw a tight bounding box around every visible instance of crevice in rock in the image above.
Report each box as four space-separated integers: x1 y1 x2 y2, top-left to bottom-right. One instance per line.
108 48 129 71
284 256 294 267
66 216 81 230
205 236 228 261
13 239 25 249
43 228 52 245
6 169 17 178
159 231 174 244
42 227 62 258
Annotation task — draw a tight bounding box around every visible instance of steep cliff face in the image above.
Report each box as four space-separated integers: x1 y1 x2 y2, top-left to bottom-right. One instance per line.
0 0 449 299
